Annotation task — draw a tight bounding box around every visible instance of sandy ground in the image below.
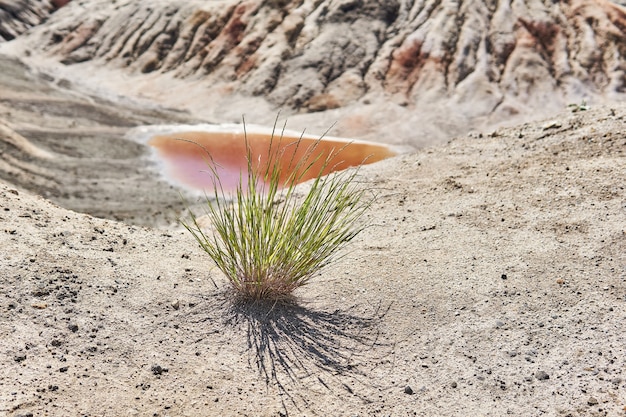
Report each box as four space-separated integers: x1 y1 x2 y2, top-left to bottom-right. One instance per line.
1 70 625 417
0 54 202 228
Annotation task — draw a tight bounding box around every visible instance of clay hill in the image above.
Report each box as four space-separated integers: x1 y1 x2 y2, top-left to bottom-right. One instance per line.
2 0 626 144
0 1 625 416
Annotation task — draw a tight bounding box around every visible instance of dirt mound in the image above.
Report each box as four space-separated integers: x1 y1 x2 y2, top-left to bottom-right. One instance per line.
1 103 624 416
4 0 626 143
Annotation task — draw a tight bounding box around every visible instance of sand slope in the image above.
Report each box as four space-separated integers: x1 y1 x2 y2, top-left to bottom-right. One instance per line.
1 103 624 416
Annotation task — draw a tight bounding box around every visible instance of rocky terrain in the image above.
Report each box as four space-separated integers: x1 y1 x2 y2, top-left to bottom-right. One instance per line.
0 1 625 416
2 0 626 144
0 0 52 42
0 0 68 42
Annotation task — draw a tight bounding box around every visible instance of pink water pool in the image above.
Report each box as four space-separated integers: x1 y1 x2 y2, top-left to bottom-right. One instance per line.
148 128 397 193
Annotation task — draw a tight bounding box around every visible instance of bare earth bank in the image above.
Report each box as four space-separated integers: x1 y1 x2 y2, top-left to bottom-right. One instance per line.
1 103 625 416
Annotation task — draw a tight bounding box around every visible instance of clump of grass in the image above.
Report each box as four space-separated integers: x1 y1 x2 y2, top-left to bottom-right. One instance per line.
181 120 371 301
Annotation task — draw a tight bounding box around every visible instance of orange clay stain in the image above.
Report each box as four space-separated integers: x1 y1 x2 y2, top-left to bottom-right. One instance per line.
148 130 396 193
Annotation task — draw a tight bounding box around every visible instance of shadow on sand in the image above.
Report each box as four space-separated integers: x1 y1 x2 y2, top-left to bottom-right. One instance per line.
187 291 391 410
228 296 388 381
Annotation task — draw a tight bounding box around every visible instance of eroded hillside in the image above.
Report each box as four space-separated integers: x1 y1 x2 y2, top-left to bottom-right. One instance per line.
3 0 624 143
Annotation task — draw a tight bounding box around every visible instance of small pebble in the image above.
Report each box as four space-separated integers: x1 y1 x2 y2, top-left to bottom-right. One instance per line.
535 370 550 380
171 300 180 310
404 385 414 395
587 397 598 406
450 381 457 388
542 121 562 130
151 365 168 375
